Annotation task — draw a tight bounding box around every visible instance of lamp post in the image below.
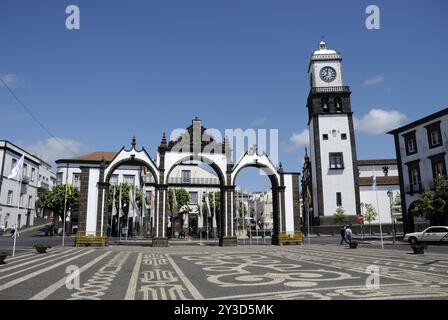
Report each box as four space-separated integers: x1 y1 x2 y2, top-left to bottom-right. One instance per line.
387 189 396 243
360 203 364 241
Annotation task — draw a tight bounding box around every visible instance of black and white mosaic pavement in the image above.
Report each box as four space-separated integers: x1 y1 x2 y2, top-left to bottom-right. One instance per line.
1 245 448 300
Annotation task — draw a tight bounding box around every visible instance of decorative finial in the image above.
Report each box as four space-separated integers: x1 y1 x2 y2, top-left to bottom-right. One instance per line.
131 136 136 148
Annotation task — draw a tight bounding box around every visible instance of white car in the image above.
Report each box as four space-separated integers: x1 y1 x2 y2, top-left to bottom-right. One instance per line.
404 226 448 245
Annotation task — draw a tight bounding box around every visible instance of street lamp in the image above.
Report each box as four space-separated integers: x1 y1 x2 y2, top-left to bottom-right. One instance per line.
387 189 396 243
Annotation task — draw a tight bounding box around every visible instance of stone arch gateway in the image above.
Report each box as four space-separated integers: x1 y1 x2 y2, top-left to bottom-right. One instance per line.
77 118 301 246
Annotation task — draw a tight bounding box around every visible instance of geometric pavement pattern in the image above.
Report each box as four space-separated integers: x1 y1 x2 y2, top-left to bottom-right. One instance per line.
1 245 448 300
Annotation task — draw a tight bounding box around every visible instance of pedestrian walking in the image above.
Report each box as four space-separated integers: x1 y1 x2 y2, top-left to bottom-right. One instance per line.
339 225 347 245
345 225 353 245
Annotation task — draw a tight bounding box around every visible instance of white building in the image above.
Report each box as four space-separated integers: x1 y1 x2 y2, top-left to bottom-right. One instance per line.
358 159 401 226
388 108 448 232
0 141 56 229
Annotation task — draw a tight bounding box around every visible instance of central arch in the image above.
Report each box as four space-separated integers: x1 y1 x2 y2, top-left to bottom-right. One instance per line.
231 148 285 245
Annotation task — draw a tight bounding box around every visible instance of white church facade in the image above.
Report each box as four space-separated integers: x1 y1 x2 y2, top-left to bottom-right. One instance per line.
301 42 402 233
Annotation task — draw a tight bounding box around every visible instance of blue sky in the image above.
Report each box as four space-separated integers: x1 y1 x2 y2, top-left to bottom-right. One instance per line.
1 0 447 191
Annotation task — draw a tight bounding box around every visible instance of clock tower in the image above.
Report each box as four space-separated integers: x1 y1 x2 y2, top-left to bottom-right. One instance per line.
307 41 360 225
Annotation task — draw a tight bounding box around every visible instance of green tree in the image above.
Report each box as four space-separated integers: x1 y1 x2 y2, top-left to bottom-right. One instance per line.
36 184 80 222
168 188 190 228
108 183 145 216
333 206 347 224
412 176 448 225
363 203 378 234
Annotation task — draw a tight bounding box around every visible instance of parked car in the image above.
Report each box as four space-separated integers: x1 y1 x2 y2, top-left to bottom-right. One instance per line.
404 226 448 245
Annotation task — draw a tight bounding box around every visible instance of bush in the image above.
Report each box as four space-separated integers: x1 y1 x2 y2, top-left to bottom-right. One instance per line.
349 241 359 249
0 252 9 264
33 244 52 254
411 243 427 254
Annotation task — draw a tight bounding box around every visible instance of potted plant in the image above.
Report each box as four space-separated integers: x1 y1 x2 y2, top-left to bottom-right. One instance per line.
0 252 9 264
33 244 51 254
349 240 358 249
411 243 427 254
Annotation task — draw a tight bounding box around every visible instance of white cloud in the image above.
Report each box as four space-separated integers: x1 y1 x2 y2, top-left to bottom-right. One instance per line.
362 75 384 87
284 129 309 152
251 117 268 126
24 137 88 163
354 109 407 135
0 74 18 87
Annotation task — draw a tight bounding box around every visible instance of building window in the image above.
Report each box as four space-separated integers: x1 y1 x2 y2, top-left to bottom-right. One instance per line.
57 172 63 185
189 192 198 205
73 173 80 188
28 195 33 209
7 191 13 205
406 160 421 193
429 153 447 179
329 153 344 170
425 122 443 149
336 192 342 207
341 133 347 140
11 158 17 171
109 174 119 186
322 134 329 140
123 175 135 185
403 131 418 156
20 194 24 207
22 163 28 178
31 168 36 182
181 170 191 183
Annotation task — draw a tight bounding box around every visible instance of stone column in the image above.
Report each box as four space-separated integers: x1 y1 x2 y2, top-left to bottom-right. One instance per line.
219 185 237 246
78 167 90 233
152 186 168 247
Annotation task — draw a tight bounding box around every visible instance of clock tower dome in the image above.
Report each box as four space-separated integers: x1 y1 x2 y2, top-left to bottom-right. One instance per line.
307 41 360 225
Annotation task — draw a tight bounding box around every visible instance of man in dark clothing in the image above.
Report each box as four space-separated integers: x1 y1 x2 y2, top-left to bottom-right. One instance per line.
339 225 347 245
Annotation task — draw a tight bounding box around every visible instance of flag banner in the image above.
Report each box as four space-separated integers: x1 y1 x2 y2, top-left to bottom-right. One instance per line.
307 186 312 205
172 189 178 213
205 191 212 217
235 191 240 219
8 155 24 179
212 191 217 228
372 175 377 190
142 195 148 218
112 186 117 216
198 192 203 228
133 189 140 218
129 188 135 218
118 186 124 217
150 194 155 220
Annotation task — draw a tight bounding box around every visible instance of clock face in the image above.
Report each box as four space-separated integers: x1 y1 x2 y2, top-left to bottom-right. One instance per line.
320 66 337 82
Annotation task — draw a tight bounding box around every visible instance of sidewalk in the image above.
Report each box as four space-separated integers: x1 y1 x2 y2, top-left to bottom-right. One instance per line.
1 223 48 237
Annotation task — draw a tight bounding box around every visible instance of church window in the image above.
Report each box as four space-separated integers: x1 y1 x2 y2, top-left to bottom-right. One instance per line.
336 192 342 206
323 134 328 140
329 153 344 170
341 133 347 140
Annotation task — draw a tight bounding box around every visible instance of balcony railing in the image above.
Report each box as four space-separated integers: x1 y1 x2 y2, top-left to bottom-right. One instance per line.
311 86 350 94
38 181 50 189
168 177 220 185
142 176 156 184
